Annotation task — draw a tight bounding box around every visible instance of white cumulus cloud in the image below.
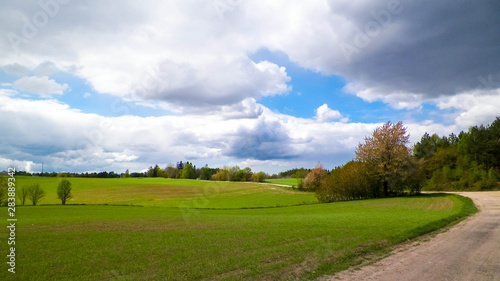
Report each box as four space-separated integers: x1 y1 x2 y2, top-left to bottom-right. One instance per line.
437 90 500 128
315 104 345 122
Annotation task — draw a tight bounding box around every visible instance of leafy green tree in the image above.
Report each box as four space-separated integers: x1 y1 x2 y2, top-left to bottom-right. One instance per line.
146 165 161 177
279 168 310 178
403 157 425 195
57 179 73 205
180 163 196 179
423 146 459 178
251 171 268 182
28 184 46 206
461 118 500 169
226 166 240 181
415 133 457 159
488 167 499 181
200 164 213 180
291 168 309 179
153 165 160 177
414 133 439 159
235 167 253 181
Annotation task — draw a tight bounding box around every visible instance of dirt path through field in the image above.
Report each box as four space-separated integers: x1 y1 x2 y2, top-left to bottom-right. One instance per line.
322 192 500 281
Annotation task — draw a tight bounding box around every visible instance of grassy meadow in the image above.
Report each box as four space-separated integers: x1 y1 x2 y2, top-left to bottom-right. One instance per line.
265 178 301 187
0 177 477 280
12 176 317 208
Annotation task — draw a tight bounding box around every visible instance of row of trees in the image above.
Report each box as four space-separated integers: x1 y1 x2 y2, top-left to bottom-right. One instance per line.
140 162 207 179
278 168 311 179
299 117 499 202
16 184 46 206
414 117 500 190
141 162 270 183
14 161 270 182
0 178 73 206
210 166 268 182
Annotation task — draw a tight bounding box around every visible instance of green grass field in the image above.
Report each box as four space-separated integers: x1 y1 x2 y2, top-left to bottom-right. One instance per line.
265 178 301 187
0 177 477 280
12 176 317 208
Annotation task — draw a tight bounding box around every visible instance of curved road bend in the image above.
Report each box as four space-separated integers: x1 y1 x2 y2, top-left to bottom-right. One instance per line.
322 192 500 281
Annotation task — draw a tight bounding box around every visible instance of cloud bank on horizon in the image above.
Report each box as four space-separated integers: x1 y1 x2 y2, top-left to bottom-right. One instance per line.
0 0 499 173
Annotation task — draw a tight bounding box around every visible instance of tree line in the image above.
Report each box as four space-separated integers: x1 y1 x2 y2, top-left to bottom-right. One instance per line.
414 117 500 190
139 162 270 183
300 117 499 203
13 161 272 182
278 168 311 179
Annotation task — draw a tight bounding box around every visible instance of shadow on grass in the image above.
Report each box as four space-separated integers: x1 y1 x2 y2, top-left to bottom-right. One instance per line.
412 193 450 198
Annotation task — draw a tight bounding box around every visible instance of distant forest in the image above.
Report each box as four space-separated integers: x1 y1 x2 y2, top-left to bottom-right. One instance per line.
414 117 500 191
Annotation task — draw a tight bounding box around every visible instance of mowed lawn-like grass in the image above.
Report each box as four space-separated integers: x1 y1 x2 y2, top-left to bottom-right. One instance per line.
0 186 476 280
12 176 317 208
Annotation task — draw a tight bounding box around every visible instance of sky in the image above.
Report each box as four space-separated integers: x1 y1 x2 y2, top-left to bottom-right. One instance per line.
1 0 499 174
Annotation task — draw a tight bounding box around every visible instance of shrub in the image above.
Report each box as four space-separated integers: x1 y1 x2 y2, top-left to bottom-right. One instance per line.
211 169 229 181
316 161 373 202
301 163 328 191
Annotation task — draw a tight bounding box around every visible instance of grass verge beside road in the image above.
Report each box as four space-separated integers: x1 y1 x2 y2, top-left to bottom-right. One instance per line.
0 193 477 280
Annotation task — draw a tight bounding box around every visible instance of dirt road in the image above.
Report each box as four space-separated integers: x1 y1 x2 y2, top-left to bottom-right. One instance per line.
322 192 500 281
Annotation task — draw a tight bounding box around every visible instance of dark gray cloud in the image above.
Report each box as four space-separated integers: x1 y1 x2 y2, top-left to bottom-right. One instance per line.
325 0 500 99
224 120 298 160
